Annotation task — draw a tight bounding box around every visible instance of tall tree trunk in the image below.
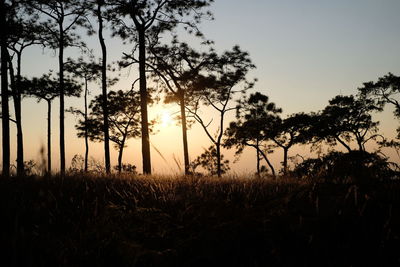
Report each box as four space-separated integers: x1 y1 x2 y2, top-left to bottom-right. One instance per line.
47 100 52 174
256 139 260 176
1 2 10 176
118 145 124 173
178 91 190 175
84 78 89 172
97 1 111 174
15 52 24 175
282 147 288 175
138 28 151 174
216 143 221 177
59 23 66 176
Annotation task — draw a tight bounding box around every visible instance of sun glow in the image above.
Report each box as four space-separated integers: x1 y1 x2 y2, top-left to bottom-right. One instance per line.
161 111 173 127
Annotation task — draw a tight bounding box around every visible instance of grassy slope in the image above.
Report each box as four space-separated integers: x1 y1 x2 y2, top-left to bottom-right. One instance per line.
0 175 399 267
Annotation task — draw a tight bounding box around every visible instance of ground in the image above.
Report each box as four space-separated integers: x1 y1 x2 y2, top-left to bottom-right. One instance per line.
0 175 399 266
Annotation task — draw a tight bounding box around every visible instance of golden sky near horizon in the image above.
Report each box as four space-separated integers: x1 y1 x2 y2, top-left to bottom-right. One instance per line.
3 0 400 174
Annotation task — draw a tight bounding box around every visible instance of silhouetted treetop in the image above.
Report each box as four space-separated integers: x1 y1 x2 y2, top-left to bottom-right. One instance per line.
22 72 82 101
312 95 382 152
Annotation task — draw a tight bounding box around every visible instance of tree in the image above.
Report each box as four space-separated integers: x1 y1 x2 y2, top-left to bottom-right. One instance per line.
224 92 281 177
190 146 230 176
22 72 81 174
269 113 314 175
0 0 18 176
187 46 255 177
138 40 216 175
75 90 141 172
80 0 113 173
358 73 400 145
112 0 213 174
313 95 382 152
7 9 46 176
65 56 101 172
27 0 89 175
358 73 400 121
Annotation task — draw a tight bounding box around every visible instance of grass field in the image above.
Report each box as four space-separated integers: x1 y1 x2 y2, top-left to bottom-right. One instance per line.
0 174 399 267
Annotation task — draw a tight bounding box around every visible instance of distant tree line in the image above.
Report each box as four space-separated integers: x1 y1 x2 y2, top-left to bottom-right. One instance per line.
0 0 399 178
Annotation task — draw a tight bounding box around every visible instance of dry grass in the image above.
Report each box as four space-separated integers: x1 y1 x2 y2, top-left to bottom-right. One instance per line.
0 174 399 266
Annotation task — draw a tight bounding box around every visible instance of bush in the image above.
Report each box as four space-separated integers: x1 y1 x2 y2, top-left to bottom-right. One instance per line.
293 151 399 182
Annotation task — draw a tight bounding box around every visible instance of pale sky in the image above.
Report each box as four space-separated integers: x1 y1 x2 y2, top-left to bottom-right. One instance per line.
5 0 400 174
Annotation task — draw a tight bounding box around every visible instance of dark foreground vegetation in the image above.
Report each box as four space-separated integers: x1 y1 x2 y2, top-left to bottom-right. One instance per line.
0 174 399 267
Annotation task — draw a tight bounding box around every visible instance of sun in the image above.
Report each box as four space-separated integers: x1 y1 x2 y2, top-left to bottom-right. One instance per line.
161 111 173 127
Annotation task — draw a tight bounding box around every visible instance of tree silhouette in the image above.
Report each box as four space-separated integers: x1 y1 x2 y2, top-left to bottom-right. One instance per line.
313 95 382 152
358 73 400 141
0 0 14 176
22 72 81 174
191 146 230 176
141 40 216 175
26 0 89 175
65 56 101 172
187 46 255 177
7 9 46 175
75 90 141 172
113 0 213 174
224 92 281 177
269 113 314 175
79 0 114 173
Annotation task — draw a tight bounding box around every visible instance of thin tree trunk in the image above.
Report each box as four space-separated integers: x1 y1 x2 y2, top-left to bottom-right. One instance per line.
15 52 24 175
138 28 151 174
118 145 124 173
282 147 288 175
47 100 52 174
59 22 66 176
249 144 276 177
1 3 10 176
8 56 18 172
97 1 111 174
178 91 190 175
84 78 88 172
216 143 222 177
256 139 260 176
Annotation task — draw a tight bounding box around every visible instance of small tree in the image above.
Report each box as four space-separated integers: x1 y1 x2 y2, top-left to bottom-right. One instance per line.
269 113 314 175
75 90 141 172
224 92 281 177
187 46 255 177
190 146 230 176
22 72 81 174
65 56 102 172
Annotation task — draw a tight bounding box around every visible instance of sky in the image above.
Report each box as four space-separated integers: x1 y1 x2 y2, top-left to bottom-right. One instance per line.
5 0 400 174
